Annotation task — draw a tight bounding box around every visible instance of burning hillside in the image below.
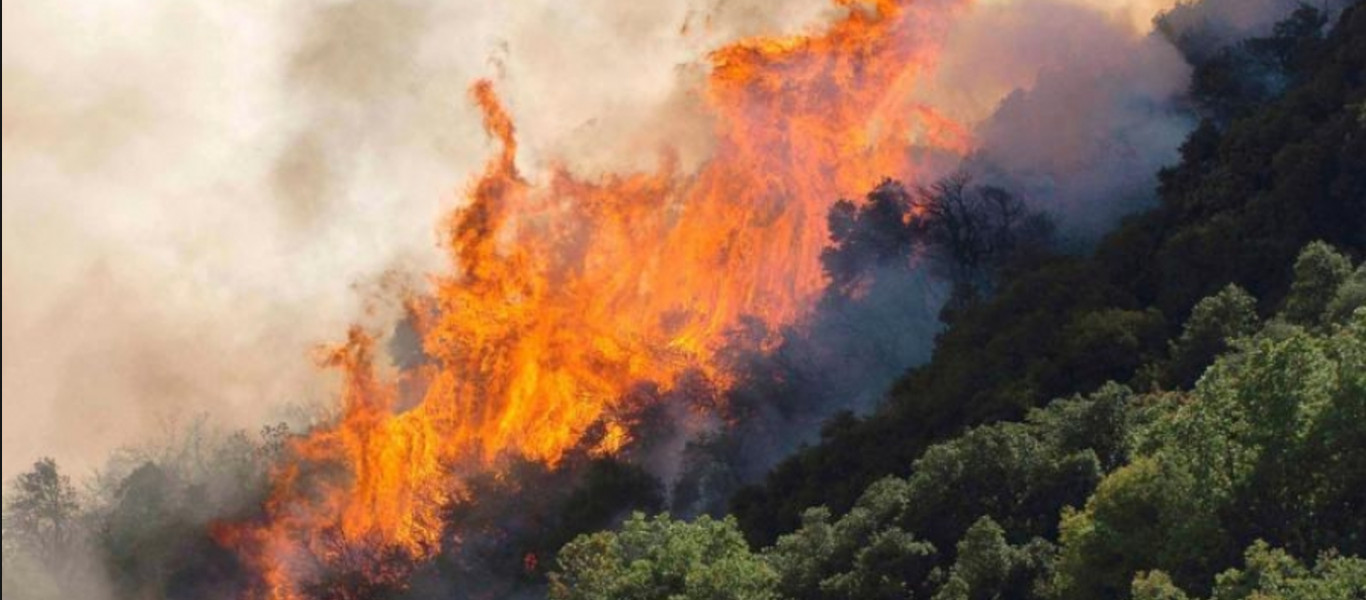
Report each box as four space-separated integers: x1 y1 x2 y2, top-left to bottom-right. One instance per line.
14 0 1351 599
216 1 970 597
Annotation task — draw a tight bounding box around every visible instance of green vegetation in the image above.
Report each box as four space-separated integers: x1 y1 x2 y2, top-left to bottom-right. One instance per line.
4 3 1362 600
732 0 1365 545
549 513 777 600
551 249 1365 599
550 4 1366 599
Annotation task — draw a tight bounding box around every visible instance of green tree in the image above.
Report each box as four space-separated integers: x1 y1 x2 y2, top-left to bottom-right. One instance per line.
1165 285 1259 388
1324 264 1366 325
1131 571 1191 600
1210 542 1366 600
549 512 777 600
1282 242 1352 327
933 517 1054 600
767 478 937 600
1051 457 1223 599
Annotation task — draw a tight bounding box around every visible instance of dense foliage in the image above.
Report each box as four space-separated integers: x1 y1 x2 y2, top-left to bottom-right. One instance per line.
552 249 1365 599
4 3 1363 600
548 4 1366 599
732 0 1366 545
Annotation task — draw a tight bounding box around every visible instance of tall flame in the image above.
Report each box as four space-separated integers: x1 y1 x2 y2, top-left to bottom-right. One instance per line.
220 1 971 597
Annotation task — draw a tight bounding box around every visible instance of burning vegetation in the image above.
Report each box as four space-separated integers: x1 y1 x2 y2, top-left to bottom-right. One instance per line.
5 1 1365 600
215 2 974 597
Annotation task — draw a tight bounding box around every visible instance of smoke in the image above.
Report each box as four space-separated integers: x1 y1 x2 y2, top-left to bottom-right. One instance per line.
1 0 846 481
939 0 1358 238
667 0 1344 512
1156 0 1357 59
909 0 1193 237
3 0 1344 597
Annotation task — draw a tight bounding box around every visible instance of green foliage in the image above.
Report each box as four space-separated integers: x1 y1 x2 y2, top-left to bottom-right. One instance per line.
1131 542 1366 600
734 1 1366 549
759 384 1134 600
1054 303 1366 598
1131 571 1191 600
932 517 1055 600
744 244 1362 600
1282 241 1353 327
1164 284 1259 388
766 479 937 600
548 513 777 600
1324 264 1366 325
1052 458 1223 599
1209 542 1366 600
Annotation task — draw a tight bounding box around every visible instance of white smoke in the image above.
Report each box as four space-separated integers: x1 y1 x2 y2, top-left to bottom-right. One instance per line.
1 0 841 480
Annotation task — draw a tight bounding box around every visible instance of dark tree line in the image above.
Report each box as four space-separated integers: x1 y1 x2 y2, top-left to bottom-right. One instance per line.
821 175 1053 316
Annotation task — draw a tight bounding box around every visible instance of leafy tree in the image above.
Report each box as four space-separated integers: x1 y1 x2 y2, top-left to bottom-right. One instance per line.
1209 542 1366 600
756 384 1136 600
1180 4 1329 122
1283 241 1354 327
548 512 777 600
734 2 1366 548
1130 571 1191 600
933 517 1054 600
1132 542 1366 600
821 180 918 297
1056 303 1366 598
3 458 81 566
2 458 87 600
821 175 1052 313
1324 263 1366 325
767 478 937 600
1051 457 1224 599
102 462 192 598
1164 284 1259 388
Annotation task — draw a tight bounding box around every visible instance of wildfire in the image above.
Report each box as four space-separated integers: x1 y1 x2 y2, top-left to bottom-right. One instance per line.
219 1 971 597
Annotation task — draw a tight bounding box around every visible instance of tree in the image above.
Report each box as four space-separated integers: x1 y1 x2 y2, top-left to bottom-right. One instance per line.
767 478 937 600
933 517 1053 600
1324 263 1366 325
821 180 917 297
1130 571 1190 600
2 458 84 600
1165 284 1259 388
4 458 81 566
910 174 1053 313
549 512 777 600
1051 457 1224 599
820 175 1052 313
1282 241 1352 327
1210 542 1366 600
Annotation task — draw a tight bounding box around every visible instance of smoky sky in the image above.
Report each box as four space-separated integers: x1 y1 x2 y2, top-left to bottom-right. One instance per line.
1 0 1322 481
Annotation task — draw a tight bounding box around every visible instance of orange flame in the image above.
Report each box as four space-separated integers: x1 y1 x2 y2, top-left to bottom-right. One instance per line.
221 1 971 597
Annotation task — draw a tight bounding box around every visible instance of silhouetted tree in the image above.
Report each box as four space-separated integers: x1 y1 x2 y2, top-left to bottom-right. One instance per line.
821 174 1052 316
4 458 81 566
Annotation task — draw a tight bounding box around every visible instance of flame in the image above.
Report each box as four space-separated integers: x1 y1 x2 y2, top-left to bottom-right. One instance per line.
220 1 971 597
